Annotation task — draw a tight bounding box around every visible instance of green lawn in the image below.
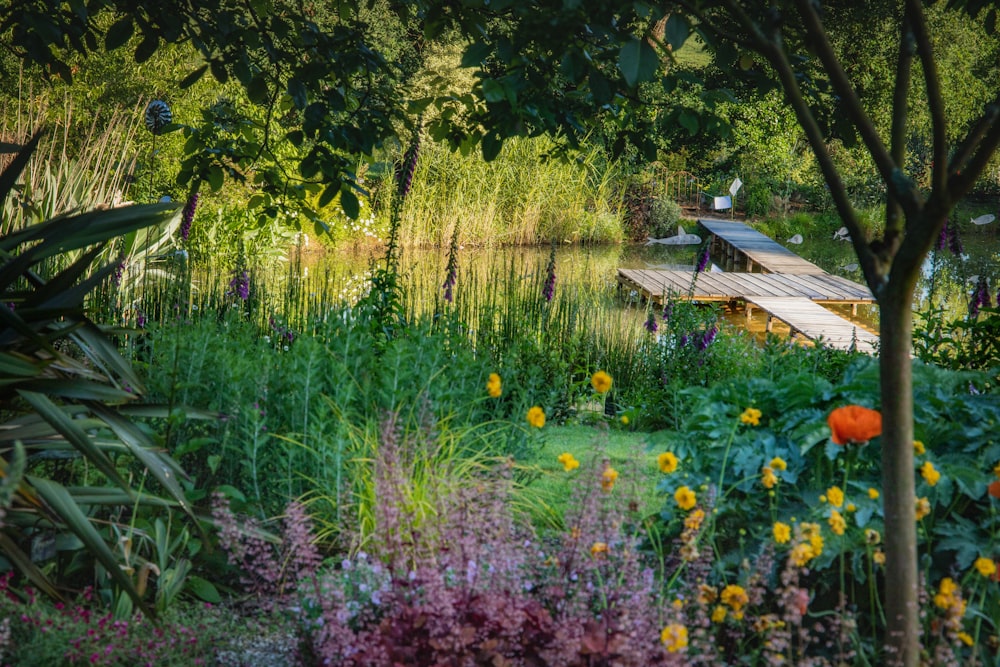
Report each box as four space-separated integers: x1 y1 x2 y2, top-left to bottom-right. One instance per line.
516 423 664 531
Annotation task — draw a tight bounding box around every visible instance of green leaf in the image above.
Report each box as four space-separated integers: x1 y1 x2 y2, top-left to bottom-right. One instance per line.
207 166 224 192
589 70 612 106
618 38 658 88
340 189 359 219
318 184 339 209
134 33 159 64
179 65 209 89
287 79 308 109
186 576 221 603
481 133 503 162
461 41 491 67
678 109 700 135
247 75 270 104
28 476 152 617
104 16 134 50
665 14 690 51
482 79 506 104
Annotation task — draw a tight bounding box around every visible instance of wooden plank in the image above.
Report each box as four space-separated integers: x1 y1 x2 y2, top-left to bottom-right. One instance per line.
744 296 879 353
698 219 827 274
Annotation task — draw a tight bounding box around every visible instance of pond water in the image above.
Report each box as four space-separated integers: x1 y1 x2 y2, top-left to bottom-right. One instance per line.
295 221 1000 345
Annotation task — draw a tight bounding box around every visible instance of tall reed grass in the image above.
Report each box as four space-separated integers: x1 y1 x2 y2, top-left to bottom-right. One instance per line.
391 136 627 247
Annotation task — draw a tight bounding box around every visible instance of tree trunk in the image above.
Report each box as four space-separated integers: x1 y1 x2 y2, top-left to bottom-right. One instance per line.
879 283 919 666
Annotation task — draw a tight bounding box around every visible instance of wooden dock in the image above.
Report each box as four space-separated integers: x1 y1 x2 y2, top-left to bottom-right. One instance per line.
745 296 879 353
618 219 880 352
699 218 827 274
617 269 874 313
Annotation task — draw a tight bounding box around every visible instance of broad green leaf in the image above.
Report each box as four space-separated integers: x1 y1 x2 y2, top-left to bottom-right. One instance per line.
186 576 221 603
461 42 491 67
179 65 209 89
679 109 699 135
618 38 658 88
482 79 506 104
340 189 360 219
134 33 159 64
482 133 503 162
665 14 690 51
18 391 129 490
28 476 152 617
104 16 134 50
0 532 62 600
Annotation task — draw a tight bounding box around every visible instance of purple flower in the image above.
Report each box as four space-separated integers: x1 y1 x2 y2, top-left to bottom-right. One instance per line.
697 325 718 350
136 312 146 329
679 334 689 347
936 220 948 252
542 245 556 302
396 122 422 200
180 191 199 241
112 255 126 286
442 230 459 303
228 270 250 300
662 301 673 322
970 276 990 318
644 310 658 333
948 219 964 256
695 245 710 273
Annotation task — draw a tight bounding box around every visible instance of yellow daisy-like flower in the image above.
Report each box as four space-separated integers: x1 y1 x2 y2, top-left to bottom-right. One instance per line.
865 529 881 545
591 370 612 394
601 466 619 492
675 486 697 511
873 549 885 566
761 466 777 489
914 440 926 455
590 542 608 557
711 605 727 623
698 584 717 605
557 452 580 472
620 414 629 425
958 632 974 647
846 503 856 512
974 556 997 578
658 452 679 474
828 509 846 536
934 577 958 610
721 584 749 612
826 486 844 508
920 460 941 487
773 522 791 544
660 623 688 653
915 496 931 521
790 542 815 567
486 372 502 398
769 456 787 471
868 487 880 500
526 406 546 428
740 407 762 426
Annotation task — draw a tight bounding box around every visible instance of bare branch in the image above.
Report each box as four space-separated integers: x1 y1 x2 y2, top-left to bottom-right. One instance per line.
906 0 947 193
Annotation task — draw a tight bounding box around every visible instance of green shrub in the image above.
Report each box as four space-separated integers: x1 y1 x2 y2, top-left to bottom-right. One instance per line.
647 197 683 237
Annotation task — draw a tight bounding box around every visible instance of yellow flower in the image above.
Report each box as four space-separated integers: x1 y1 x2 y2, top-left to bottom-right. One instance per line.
958 632 974 647
675 486 697 511
486 372 502 398
914 440 926 455
711 605 727 623
601 466 619 492
590 542 608 557
921 460 941 487
660 623 688 653
698 584 717 605
868 487 880 500
790 543 815 567
974 557 997 578
620 414 629 425
828 510 846 536
591 370 612 394
915 496 931 521
684 509 706 531
873 549 886 565
825 486 844 508
740 407 762 426
773 522 791 544
865 529 881 545
721 584 749 612
934 577 960 610
557 452 580 472
846 503 856 512
658 452 679 474
993 461 1000 478
769 456 787 471
526 406 546 428
761 466 777 489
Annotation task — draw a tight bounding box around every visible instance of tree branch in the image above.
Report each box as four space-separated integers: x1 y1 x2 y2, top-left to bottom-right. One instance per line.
885 5 914 249
906 0 947 194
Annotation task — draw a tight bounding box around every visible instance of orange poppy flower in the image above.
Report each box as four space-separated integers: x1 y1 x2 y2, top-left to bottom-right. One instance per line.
989 479 1000 499
827 405 882 445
